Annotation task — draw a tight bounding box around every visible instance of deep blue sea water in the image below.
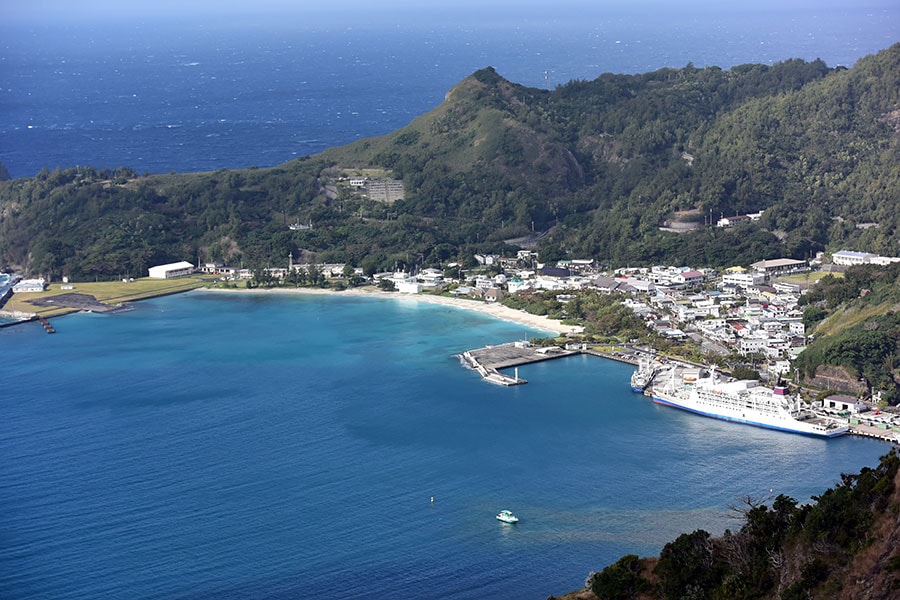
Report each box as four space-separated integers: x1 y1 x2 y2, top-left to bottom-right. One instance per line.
1 3 898 178
1 5 899 598
0 292 891 599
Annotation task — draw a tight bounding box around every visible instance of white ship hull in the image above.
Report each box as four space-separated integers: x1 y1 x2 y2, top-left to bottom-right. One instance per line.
651 374 848 438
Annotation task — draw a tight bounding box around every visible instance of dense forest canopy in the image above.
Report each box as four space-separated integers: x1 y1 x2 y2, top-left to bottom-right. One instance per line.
1 43 899 279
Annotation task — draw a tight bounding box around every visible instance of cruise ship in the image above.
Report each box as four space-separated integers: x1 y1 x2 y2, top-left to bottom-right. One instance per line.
651 369 849 438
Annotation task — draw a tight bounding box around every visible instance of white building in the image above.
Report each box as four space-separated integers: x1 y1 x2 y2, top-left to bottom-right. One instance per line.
869 255 900 265
474 254 499 266
200 263 224 274
507 278 532 294
739 335 769 355
148 261 195 279
832 250 900 266
716 214 751 228
750 258 807 275
788 321 805 336
396 279 423 294
13 278 46 293
418 268 445 288
473 276 494 290
621 278 655 295
823 395 867 414
832 250 876 266
721 271 766 288
672 270 705 288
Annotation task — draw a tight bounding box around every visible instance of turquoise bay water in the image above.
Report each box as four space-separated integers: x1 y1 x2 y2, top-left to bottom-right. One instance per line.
0 292 891 599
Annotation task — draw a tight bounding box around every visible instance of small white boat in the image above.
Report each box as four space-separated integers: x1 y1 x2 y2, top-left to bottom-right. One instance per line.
496 509 519 524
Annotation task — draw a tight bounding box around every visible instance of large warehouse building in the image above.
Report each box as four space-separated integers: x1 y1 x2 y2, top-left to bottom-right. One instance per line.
148 261 195 279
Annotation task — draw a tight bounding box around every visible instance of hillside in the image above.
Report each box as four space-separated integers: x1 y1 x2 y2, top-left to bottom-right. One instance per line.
559 450 900 600
793 262 900 404
1 44 899 278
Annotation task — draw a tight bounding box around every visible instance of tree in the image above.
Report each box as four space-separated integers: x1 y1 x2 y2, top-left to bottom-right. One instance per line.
307 264 325 287
731 365 761 380
654 529 723 600
587 554 649 600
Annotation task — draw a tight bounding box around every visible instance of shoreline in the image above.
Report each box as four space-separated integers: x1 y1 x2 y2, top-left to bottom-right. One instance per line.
199 286 580 336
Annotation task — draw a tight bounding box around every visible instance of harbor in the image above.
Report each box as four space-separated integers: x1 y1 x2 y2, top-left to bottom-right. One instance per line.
634 360 900 444
459 342 900 444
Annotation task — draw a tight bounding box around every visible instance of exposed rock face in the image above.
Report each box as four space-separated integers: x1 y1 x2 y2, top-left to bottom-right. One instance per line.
808 365 867 394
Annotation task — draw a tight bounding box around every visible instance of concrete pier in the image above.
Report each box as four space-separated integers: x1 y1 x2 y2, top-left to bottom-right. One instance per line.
460 351 526 385
847 423 900 444
459 341 577 385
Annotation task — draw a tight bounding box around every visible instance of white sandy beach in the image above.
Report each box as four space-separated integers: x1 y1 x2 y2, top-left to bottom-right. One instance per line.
201 286 581 336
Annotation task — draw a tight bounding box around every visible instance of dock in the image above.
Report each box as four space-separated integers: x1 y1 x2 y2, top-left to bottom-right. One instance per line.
37 315 56 334
847 423 900 444
582 348 640 366
459 341 578 386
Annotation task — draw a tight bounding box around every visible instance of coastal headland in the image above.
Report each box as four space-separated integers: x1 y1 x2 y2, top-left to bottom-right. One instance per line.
0 277 207 324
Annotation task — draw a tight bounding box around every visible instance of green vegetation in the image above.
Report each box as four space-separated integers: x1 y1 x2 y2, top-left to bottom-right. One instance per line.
502 290 648 343
794 262 900 403
573 450 900 600
2 45 900 280
586 554 650 600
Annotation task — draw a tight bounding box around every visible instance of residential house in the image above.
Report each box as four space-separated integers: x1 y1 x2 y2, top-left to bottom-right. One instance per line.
484 288 502 303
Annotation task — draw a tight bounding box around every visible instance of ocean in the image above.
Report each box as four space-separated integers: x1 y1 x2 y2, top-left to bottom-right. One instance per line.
1 3 898 178
1 4 898 598
0 292 891 599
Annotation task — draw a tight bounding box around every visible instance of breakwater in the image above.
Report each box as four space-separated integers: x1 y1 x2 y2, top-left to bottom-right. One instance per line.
459 341 579 385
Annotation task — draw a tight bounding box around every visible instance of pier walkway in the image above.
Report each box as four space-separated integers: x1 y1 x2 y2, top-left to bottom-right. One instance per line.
459 341 578 386
847 423 900 444
37 316 55 333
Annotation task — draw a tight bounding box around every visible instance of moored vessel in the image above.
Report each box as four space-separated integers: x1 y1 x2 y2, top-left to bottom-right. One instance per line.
651 369 848 438
630 357 657 393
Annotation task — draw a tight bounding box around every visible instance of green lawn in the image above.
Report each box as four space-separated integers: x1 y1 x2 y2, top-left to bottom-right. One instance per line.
775 271 842 286
2 276 208 317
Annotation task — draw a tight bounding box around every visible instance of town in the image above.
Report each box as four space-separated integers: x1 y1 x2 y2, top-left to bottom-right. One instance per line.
4 247 900 440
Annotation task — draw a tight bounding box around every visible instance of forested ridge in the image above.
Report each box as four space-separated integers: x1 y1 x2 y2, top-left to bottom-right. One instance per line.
1 43 899 278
